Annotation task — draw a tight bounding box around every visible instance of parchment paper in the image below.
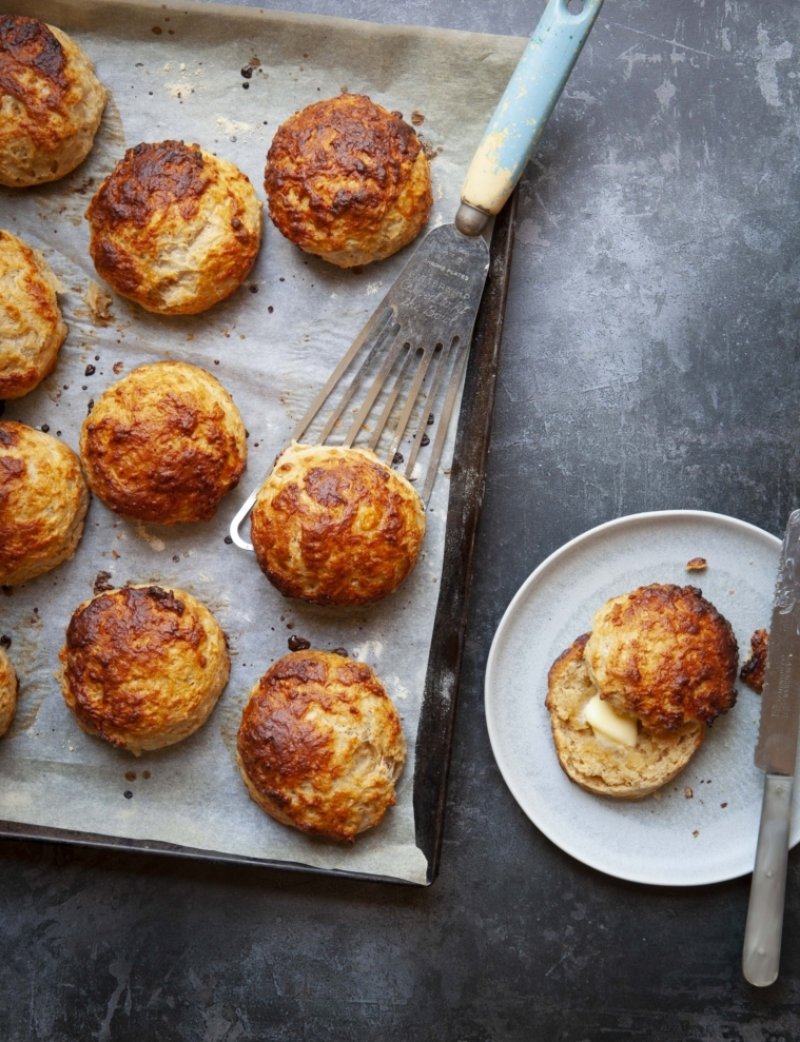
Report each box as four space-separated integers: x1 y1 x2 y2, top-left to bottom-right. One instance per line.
0 0 524 883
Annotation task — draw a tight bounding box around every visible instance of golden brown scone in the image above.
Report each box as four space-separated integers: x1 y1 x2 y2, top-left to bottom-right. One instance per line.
0 15 107 187
0 229 67 399
0 421 89 586
250 442 426 606
80 361 246 524
0 645 18 738
85 140 262 314
546 634 705 800
740 627 768 694
236 648 406 841
264 93 432 267
59 584 230 755
584 583 739 732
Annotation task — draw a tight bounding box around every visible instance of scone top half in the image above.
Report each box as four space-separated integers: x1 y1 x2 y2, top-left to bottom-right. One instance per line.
584 583 739 732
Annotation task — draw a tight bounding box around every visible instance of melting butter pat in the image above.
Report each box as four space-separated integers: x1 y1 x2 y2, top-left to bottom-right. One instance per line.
585 694 638 748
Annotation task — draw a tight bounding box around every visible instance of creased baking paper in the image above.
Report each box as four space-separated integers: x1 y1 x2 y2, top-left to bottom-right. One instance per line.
0 0 524 883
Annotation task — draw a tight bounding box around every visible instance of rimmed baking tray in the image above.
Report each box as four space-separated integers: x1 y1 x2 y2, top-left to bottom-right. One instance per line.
0 0 521 884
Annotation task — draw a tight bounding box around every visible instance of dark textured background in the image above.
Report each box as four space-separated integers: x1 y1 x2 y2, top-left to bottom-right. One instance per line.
2 1 799 1039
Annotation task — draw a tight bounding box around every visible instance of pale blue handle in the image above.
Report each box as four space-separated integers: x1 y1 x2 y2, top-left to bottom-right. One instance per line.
457 0 604 234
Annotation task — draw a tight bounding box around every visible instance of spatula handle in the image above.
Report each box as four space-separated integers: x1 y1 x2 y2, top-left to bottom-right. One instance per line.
742 773 793 987
456 0 604 235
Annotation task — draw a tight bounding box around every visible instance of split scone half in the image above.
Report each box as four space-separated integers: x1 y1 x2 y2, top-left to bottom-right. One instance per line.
546 584 739 799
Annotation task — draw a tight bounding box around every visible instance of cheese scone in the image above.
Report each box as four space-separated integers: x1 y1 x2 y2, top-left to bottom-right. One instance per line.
0 15 107 187
264 93 432 267
250 443 426 606
80 361 246 524
0 229 67 399
0 421 89 586
0 645 18 738
86 140 262 314
546 583 738 799
59 584 230 755
237 649 406 841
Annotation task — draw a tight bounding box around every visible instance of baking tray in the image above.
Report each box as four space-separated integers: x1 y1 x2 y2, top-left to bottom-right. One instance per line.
0 0 520 884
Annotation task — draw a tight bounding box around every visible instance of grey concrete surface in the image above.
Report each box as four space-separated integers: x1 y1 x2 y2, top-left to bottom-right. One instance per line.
1 1 799 1039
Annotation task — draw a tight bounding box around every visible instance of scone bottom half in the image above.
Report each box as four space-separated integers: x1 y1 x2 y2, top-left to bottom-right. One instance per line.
249 443 427 608
546 584 740 800
236 648 406 842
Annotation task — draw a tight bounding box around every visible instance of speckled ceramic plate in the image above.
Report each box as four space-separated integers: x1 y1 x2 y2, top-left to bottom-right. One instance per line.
484 510 794 886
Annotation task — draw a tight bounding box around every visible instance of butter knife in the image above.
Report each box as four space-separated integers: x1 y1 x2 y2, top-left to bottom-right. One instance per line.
742 508 800 987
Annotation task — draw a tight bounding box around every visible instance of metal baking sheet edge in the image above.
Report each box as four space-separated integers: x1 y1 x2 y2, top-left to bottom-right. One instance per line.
0 197 517 886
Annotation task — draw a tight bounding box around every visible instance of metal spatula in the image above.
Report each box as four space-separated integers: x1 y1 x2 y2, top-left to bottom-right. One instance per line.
231 0 604 550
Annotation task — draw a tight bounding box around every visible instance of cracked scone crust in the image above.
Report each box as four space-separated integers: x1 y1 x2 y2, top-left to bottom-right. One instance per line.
546 634 705 800
86 140 262 314
250 443 426 606
264 93 432 267
0 646 18 738
584 583 739 732
0 421 89 586
59 584 230 755
80 361 246 524
237 649 406 841
0 15 106 187
0 229 67 399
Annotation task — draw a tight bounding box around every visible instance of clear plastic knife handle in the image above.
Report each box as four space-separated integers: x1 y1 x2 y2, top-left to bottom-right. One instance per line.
456 0 604 236
742 773 794 987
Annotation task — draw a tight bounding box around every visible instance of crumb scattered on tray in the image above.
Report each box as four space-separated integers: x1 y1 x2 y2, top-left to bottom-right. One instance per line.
686 557 707 572
86 281 114 325
740 628 768 694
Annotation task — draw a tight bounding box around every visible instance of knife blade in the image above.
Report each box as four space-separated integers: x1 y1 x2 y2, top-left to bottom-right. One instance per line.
742 508 800 987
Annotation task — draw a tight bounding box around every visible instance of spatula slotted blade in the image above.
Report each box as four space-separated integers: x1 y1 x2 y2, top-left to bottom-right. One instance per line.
293 224 491 489
228 225 490 550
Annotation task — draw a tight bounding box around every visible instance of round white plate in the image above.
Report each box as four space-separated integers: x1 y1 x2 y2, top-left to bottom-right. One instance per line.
484 510 790 886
